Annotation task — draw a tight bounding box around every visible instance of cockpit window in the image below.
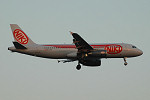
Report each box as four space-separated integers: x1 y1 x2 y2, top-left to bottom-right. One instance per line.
132 46 137 48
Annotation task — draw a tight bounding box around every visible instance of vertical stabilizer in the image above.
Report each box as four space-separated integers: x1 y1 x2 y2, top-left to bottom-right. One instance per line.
10 24 36 47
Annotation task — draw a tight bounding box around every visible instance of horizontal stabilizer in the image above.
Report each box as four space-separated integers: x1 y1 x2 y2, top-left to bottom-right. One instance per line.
13 42 27 49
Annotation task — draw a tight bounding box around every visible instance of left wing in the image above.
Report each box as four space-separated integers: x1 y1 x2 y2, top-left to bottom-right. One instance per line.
70 32 93 52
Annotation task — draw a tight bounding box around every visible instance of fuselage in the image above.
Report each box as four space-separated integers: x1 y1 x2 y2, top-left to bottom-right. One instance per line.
8 43 143 59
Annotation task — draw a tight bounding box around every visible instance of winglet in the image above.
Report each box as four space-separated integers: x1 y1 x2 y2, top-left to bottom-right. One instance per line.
69 31 74 35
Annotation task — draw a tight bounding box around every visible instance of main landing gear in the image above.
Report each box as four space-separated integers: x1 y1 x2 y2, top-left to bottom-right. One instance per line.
123 57 128 66
76 62 81 70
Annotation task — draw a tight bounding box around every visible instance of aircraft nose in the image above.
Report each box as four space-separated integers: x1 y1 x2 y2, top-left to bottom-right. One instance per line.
137 49 143 56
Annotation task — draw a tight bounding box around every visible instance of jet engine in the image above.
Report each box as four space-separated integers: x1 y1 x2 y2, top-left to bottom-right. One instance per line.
80 59 101 66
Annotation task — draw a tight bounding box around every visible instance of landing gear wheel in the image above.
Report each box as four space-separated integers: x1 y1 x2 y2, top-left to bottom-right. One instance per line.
124 62 128 66
123 57 128 66
76 64 81 70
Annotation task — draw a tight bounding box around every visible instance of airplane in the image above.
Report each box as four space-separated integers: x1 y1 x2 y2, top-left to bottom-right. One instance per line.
8 24 143 70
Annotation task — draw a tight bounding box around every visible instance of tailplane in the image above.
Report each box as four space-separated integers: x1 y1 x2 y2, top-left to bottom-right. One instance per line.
13 42 27 49
10 24 36 48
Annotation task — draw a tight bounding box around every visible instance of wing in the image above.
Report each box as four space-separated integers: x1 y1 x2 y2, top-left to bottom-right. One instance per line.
70 32 93 52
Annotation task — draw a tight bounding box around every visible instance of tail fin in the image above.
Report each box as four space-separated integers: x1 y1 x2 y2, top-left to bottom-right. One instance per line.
10 24 36 48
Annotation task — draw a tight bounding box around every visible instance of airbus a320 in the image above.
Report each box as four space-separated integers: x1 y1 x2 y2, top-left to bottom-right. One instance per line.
8 24 143 70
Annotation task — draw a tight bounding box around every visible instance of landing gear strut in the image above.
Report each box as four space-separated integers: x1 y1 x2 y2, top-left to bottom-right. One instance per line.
76 62 81 70
123 57 128 66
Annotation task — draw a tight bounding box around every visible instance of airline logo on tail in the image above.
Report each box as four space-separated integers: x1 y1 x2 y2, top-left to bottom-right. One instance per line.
13 29 29 44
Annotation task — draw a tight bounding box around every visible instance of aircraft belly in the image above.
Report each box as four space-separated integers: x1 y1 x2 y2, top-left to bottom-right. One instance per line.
106 54 124 58
106 51 127 58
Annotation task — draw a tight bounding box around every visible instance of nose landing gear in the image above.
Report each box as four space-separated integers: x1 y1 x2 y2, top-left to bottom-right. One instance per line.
76 62 81 70
76 64 81 70
123 57 128 66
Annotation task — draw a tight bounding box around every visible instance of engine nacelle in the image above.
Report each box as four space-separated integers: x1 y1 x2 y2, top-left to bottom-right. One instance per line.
88 50 107 57
80 59 101 66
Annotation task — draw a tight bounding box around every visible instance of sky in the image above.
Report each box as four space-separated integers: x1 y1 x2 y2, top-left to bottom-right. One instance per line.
0 0 150 100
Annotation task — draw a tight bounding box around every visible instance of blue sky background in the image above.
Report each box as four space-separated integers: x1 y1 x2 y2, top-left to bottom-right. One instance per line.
0 0 150 100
